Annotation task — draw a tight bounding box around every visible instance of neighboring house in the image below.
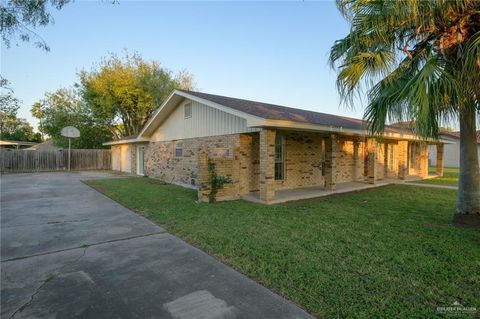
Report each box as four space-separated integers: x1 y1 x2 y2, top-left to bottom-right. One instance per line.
0 140 38 149
428 131 480 168
104 90 447 203
25 140 60 151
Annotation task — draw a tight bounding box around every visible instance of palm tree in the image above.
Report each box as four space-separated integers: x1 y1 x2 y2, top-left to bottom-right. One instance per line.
329 0 480 227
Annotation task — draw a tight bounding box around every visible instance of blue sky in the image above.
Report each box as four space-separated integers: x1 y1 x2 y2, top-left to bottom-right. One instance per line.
2 1 363 129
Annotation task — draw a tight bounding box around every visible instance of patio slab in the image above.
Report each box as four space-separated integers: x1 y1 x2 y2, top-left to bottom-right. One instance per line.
242 177 425 204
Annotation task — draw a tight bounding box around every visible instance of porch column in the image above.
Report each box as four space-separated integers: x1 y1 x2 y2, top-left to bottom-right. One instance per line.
397 140 408 180
353 140 360 181
436 144 444 177
259 129 276 202
367 138 377 184
419 143 429 178
324 134 337 191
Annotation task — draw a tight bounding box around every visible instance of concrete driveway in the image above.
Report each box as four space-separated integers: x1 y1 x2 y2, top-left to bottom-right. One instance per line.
1 172 312 319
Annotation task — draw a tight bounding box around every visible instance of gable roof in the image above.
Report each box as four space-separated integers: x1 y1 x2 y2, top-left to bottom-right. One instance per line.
177 90 371 132
390 121 480 144
106 89 451 145
440 131 480 143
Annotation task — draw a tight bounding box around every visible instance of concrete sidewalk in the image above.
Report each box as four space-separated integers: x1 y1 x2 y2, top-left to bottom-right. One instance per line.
1 172 312 319
404 182 458 190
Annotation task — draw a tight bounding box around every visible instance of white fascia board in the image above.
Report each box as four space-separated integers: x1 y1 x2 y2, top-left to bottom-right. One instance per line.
103 138 149 146
138 90 178 138
252 119 451 143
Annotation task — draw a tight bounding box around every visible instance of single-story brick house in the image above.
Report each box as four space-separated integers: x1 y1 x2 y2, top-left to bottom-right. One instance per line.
104 89 447 203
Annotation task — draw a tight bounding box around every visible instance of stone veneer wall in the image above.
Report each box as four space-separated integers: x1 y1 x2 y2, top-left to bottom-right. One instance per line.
130 145 137 175
145 134 241 189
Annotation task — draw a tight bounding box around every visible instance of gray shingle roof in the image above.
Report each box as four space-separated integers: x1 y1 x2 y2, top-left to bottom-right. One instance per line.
179 90 405 133
440 131 480 143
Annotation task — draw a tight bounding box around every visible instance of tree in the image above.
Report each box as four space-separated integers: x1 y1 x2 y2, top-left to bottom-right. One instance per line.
0 102 41 142
0 0 71 51
79 51 195 137
32 88 111 149
1 77 41 142
329 0 480 227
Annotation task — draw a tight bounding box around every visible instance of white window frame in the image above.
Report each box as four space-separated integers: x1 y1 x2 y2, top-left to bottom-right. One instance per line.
175 142 183 157
274 135 286 181
136 145 145 176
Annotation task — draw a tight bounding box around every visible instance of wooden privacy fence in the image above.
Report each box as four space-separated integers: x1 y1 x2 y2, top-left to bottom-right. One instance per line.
0 149 111 172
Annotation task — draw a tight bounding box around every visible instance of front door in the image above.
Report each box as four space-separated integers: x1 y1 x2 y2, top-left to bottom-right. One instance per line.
137 145 145 176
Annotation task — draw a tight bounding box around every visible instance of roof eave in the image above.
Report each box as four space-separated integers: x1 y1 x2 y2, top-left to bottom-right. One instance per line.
103 138 149 146
253 120 451 143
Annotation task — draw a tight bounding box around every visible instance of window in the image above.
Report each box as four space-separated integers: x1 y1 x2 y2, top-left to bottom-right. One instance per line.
175 142 183 157
275 135 285 180
184 103 192 119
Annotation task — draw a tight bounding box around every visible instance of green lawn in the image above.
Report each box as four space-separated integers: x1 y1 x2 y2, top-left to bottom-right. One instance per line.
85 178 479 318
413 167 459 187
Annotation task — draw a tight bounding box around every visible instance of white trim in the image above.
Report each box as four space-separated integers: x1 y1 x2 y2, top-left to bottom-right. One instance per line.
103 138 149 146
136 145 145 176
137 90 177 138
253 119 452 143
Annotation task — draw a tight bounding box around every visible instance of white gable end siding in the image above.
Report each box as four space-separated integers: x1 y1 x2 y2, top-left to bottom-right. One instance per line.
150 99 259 142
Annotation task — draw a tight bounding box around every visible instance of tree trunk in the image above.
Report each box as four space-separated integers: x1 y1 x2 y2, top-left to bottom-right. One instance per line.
455 107 480 227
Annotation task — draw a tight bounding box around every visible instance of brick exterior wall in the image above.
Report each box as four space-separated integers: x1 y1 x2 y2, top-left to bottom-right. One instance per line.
132 129 430 202
398 140 409 179
239 133 260 193
375 142 385 180
408 142 429 177
278 131 325 190
259 129 276 202
196 133 261 202
335 137 366 183
145 134 240 188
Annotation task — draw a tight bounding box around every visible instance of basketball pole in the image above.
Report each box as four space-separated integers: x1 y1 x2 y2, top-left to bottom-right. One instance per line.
68 138 71 171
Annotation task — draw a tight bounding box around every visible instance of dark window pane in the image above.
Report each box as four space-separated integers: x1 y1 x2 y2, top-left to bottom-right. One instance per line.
275 163 284 180
274 135 285 180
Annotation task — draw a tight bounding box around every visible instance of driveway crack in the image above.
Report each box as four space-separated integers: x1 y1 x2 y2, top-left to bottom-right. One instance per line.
2 219 90 229
6 246 89 319
8 275 53 319
1 231 166 263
